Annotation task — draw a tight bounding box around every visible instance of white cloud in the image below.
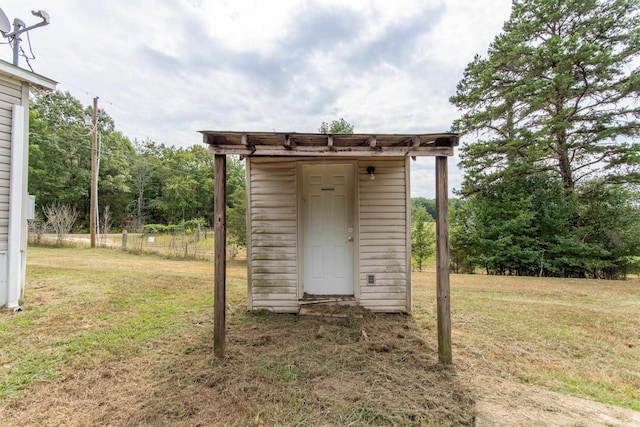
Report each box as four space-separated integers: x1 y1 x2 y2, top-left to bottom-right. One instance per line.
0 0 512 197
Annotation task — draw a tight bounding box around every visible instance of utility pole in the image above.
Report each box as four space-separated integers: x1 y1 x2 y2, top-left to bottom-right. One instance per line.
90 97 98 248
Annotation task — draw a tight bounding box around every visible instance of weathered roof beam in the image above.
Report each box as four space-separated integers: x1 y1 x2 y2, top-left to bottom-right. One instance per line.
201 131 459 157
436 137 454 146
207 144 454 157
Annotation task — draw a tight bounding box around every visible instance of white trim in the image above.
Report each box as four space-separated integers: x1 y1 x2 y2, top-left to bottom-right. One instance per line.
405 156 412 312
245 159 253 310
351 161 360 301
19 83 29 304
0 60 56 90
7 104 23 308
296 161 303 300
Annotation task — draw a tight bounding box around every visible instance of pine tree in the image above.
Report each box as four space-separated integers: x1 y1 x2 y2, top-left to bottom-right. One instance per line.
451 0 640 196
449 0 640 278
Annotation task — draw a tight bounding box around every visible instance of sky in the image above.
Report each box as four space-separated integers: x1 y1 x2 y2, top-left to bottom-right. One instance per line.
0 0 512 198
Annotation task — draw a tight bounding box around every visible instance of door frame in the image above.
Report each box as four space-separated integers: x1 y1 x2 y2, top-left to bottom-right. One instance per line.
297 160 359 300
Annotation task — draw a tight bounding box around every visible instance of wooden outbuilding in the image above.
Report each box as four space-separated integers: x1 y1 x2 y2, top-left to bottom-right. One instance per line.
0 60 56 309
202 131 457 364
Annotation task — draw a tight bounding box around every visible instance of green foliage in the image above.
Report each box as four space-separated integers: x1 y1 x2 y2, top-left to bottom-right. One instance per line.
28 91 248 236
412 197 464 221
226 156 247 249
142 143 215 225
411 202 435 272
450 175 640 278
449 200 477 274
141 224 169 234
411 197 435 219
318 118 354 134
129 139 164 229
142 218 206 235
451 0 640 196
449 0 640 278
29 91 134 228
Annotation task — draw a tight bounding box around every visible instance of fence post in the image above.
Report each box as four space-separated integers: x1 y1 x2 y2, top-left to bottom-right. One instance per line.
122 229 127 250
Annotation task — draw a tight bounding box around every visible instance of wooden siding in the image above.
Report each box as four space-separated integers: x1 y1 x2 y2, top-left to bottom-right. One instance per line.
358 159 409 312
248 158 299 312
0 76 20 252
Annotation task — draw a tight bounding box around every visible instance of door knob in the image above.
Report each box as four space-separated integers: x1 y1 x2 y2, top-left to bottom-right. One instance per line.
348 236 353 242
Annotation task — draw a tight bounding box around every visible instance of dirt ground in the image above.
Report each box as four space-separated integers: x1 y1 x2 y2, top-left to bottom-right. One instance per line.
468 374 640 426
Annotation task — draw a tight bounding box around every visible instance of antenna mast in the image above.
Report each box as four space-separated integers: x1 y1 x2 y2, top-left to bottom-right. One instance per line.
10 19 24 66
0 9 50 67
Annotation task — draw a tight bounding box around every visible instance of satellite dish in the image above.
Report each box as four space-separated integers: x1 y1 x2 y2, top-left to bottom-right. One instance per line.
0 8 11 35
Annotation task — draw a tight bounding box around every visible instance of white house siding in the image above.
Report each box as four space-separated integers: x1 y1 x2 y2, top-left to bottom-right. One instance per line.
247 157 299 313
357 158 410 312
0 77 22 253
246 157 411 314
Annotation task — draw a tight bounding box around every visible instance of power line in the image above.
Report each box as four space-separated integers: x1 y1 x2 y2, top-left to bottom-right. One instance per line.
20 48 34 72
29 88 216 179
50 81 187 149
24 31 36 60
28 130 215 180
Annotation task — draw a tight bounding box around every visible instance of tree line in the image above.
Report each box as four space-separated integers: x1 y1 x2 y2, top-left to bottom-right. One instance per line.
28 0 640 281
28 90 246 242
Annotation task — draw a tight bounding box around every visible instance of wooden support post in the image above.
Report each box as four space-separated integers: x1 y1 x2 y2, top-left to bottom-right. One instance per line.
214 154 227 358
90 97 98 248
435 156 452 365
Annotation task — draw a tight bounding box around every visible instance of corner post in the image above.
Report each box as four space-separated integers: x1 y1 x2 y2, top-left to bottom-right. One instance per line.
435 156 452 365
90 97 98 248
214 154 227 358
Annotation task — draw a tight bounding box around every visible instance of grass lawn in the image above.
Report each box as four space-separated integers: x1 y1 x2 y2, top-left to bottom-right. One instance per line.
0 246 638 425
415 272 640 411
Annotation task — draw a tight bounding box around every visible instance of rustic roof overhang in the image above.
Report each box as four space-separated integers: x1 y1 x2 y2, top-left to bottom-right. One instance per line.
200 131 458 157
205 129 454 364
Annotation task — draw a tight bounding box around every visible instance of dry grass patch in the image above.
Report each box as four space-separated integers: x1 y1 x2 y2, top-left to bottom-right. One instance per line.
413 272 640 411
1 247 474 426
2 247 639 425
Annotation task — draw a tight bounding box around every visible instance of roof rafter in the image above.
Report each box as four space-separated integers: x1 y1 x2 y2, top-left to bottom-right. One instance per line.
200 131 458 157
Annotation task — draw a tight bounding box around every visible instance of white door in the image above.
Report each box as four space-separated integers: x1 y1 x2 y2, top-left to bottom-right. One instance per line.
301 163 354 295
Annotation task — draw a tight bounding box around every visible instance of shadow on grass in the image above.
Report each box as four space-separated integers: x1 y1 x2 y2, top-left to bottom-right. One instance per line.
130 309 476 426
